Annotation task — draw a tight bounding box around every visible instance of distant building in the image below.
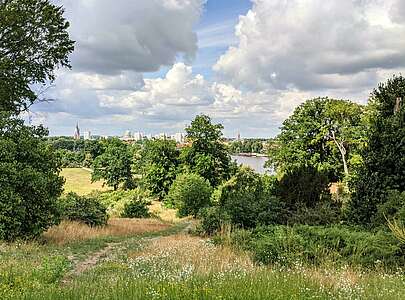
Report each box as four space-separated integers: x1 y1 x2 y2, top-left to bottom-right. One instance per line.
133 132 143 141
74 123 80 140
173 132 185 143
237 131 241 141
83 131 92 140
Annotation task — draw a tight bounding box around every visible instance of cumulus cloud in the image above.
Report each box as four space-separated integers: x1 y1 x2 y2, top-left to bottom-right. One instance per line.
62 0 204 75
214 0 405 91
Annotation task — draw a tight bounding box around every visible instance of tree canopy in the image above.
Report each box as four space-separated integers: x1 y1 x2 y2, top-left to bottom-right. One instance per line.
268 98 365 181
181 114 232 187
0 0 74 114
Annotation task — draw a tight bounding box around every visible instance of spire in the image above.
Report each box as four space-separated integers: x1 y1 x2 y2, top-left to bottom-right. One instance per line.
74 122 80 140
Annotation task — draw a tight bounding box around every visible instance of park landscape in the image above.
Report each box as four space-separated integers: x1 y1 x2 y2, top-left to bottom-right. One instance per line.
1 0 405 299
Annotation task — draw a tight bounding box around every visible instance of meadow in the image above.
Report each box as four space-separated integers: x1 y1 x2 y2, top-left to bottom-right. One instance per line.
0 168 404 299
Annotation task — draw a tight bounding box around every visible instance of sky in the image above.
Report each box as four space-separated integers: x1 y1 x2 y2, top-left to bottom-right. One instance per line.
30 0 405 138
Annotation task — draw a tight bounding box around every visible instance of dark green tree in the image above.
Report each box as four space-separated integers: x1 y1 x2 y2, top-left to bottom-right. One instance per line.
181 114 232 187
92 139 133 191
348 76 405 226
141 139 180 199
0 116 64 240
0 0 75 114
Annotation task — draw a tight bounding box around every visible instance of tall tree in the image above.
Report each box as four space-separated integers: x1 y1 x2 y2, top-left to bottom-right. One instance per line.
141 139 180 199
181 114 232 187
348 76 405 225
268 98 365 181
0 0 74 114
92 139 133 191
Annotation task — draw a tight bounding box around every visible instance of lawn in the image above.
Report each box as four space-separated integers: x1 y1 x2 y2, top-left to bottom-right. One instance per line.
61 168 110 195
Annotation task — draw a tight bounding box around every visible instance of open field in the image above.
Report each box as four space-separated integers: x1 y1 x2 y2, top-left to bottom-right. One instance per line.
61 168 110 195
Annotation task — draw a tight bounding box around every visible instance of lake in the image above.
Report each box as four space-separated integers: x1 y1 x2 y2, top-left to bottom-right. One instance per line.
231 155 271 174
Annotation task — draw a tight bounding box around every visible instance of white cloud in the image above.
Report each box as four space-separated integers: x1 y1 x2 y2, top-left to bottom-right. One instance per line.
214 0 405 91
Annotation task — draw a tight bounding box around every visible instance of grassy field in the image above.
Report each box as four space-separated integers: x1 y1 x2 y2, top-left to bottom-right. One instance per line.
61 168 110 195
0 168 404 299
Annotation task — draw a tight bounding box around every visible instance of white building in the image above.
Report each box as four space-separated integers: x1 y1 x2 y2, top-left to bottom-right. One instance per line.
83 131 92 140
133 132 143 141
173 132 185 143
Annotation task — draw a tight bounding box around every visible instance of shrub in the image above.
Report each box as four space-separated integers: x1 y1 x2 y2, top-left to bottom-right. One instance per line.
165 173 212 217
214 167 282 228
121 199 151 218
374 190 405 225
94 189 152 217
239 225 405 267
197 206 229 235
60 192 108 227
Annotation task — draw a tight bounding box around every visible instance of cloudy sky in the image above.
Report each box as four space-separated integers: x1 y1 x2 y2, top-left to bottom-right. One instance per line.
30 0 405 137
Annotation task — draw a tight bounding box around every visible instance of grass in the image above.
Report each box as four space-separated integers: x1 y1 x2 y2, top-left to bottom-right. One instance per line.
61 168 110 195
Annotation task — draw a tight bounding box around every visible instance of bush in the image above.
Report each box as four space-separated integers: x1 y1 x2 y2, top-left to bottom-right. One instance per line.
121 199 151 218
374 190 405 225
0 117 64 241
214 167 282 228
165 173 212 218
94 189 152 217
197 206 229 235
60 192 108 227
235 225 405 268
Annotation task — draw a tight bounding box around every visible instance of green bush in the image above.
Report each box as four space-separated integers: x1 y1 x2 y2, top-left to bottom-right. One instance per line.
375 190 405 225
121 199 151 218
0 116 64 241
60 192 108 227
214 167 282 228
241 225 405 267
94 189 151 217
165 173 212 217
197 206 229 235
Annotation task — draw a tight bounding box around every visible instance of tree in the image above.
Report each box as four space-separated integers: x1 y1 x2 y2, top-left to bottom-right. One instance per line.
92 139 133 191
165 173 212 217
181 114 232 187
0 115 64 240
141 139 180 199
268 98 365 181
348 76 405 226
0 0 74 114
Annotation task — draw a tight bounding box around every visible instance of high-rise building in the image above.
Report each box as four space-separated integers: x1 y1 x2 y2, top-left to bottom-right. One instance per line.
84 131 92 140
173 132 185 143
133 132 143 141
74 123 80 140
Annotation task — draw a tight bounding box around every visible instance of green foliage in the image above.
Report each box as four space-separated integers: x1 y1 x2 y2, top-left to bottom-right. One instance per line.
0 0 74 114
234 225 405 268
228 139 266 154
348 76 405 226
214 167 282 228
277 166 331 210
95 189 152 217
197 206 227 235
60 192 108 227
121 199 151 219
166 173 212 217
0 116 64 241
375 190 405 225
181 114 232 187
92 138 133 191
142 139 180 199
268 98 365 181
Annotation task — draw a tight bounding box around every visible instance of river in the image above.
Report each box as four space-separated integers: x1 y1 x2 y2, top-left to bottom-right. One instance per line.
231 155 271 174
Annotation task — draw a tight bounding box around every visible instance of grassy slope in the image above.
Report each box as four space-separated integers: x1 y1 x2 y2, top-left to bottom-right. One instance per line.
0 169 404 299
60 168 110 195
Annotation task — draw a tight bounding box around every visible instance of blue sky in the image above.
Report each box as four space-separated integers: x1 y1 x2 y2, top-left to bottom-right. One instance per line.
31 0 405 138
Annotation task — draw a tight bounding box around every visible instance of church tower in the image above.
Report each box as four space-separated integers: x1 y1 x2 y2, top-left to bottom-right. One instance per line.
74 122 80 140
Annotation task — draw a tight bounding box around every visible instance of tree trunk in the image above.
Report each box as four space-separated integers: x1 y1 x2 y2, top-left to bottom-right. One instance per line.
331 131 349 177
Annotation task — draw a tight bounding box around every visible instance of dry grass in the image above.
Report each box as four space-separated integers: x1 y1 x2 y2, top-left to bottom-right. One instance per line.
43 219 171 245
129 234 254 275
61 168 110 195
149 201 186 223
